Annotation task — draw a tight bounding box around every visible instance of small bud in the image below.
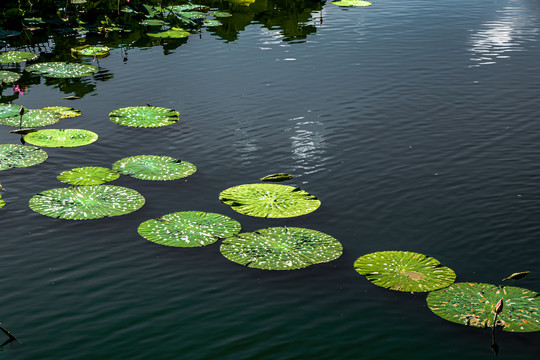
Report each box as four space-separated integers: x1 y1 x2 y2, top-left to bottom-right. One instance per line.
495 298 503 314
19 107 25 116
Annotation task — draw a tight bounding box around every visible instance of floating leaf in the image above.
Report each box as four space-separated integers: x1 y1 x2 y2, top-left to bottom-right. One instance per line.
219 183 321 218
71 45 110 58
169 4 205 12
0 109 60 127
112 155 196 181
24 129 98 147
109 106 179 128
140 19 167 26
0 195 4 209
332 0 372 6
212 11 232 17
62 96 81 100
0 51 38 63
57 166 120 185
0 71 21 84
29 185 145 220
427 283 540 332
41 106 81 119
220 227 343 270
0 103 25 119
260 173 294 182
354 251 456 292
0 144 48 171
138 211 241 247
147 27 190 39
502 271 531 281
203 19 222 27
26 62 98 78
9 128 36 135
180 11 207 19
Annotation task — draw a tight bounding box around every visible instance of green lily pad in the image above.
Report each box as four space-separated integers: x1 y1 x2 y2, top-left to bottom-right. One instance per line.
212 11 232 18
26 62 98 78
0 195 4 209
332 0 372 6
0 109 60 127
138 211 241 247
354 251 456 292
0 144 48 171
0 71 21 84
260 173 294 182
180 11 207 19
427 283 540 332
0 103 24 118
169 4 204 12
220 227 343 270
147 28 191 39
203 19 222 27
57 166 120 185
140 19 167 26
109 106 180 128
29 185 145 220
71 45 110 58
112 155 196 181
219 183 321 218
41 106 81 119
24 129 98 147
0 51 38 63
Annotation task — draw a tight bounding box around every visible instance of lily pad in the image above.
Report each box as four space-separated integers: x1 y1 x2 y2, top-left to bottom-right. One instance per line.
0 109 60 127
0 51 38 63
332 0 372 6
502 271 531 281
109 106 179 128
71 45 111 58
26 62 98 78
219 183 321 218
0 144 48 171
147 28 191 39
260 173 294 182
24 129 98 147
0 195 4 209
180 11 207 19
41 106 81 119
0 103 24 118
212 11 232 18
140 19 167 26
0 71 21 84
57 166 120 185
29 185 145 220
203 19 222 27
427 283 540 332
354 251 456 292
138 211 241 247
112 155 196 181
220 227 343 270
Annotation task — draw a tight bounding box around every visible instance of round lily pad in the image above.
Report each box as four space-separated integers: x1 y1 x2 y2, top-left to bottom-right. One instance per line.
0 51 38 63
0 144 48 171
219 183 321 218
203 19 222 27
212 11 232 17
71 45 110 58
147 28 191 39
332 0 372 6
220 227 343 270
57 166 120 185
138 211 241 247
112 155 196 181
0 71 21 84
427 283 540 332
0 103 25 118
0 195 4 209
109 106 180 128
260 173 294 182
41 106 81 119
0 109 60 127
24 129 98 147
25 62 98 78
140 19 167 26
354 251 456 292
180 11 207 19
29 185 145 220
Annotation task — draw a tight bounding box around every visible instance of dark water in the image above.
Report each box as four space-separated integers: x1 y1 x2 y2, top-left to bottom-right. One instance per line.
1 0 540 358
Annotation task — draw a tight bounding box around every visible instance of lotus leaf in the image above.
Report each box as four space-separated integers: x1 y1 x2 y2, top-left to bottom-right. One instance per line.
0 71 21 84
354 251 456 292
427 283 540 332
25 62 98 78
112 155 196 181
220 227 343 270
0 104 25 118
147 28 190 39
180 11 207 19
41 106 81 119
57 166 120 185
169 4 205 12
24 129 98 147
140 19 167 26
0 195 4 209
0 51 38 63
219 183 321 218
260 173 294 182
212 12 232 18
29 185 145 220
138 211 241 247
0 144 48 171
203 20 222 27
109 106 179 128
71 45 110 58
0 109 60 127
332 0 372 6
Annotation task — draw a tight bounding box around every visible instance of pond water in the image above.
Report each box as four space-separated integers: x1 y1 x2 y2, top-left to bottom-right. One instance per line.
1 0 540 359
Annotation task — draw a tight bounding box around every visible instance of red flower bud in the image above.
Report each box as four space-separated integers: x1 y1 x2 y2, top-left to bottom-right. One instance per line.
495 298 503 314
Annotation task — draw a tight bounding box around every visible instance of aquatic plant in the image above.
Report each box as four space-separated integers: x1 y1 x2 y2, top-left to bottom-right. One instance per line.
24 129 98 147
331 0 372 6
109 106 179 128
146 27 191 39
0 71 21 84
0 51 38 63
260 173 294 182
71 45 111 58
41 106 81 119
0 109 60 127
0 144 48 171
220 227 343 270
25 62 98 78
57 166 120 185
112 155 196 181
